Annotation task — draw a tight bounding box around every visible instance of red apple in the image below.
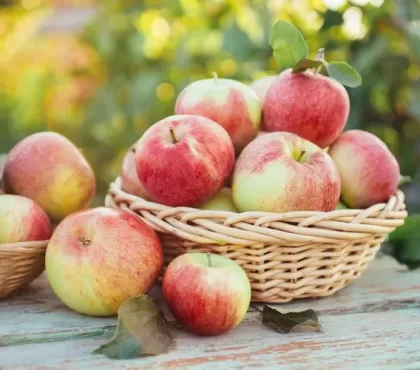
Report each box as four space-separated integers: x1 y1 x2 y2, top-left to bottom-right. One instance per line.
263 69 350 148
0 194 52 244
135 114 235 207
232 132 341 212
3 131 96 221
328 130 400 209
162 253 251 336
120 143 148 199
45 207 163 316
175 74 262 154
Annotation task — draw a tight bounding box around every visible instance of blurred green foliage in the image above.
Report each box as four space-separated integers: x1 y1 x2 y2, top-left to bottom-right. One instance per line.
0 0 419 265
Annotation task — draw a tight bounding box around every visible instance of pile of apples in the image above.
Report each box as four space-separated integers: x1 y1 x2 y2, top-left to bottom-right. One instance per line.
120 69 401 215
0 65 402 339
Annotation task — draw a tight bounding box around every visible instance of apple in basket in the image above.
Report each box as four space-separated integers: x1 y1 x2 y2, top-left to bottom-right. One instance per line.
199 187 238 212
162 253 251 336
45 207 163 316
135 114 235 207
120 143 149 199
174 73 262 154
0 194 52 244
232 131 341 213
2 131 96 222
263 68 350 149
249 75 277 106
328 129 400 209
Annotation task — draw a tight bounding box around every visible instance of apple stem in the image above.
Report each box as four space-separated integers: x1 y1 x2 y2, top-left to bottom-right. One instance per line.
297 150 306 162
169 127 177 144
78 236 91 248
212 71 219 84
206 252 212 267
130 146 136 153
314 48 325 75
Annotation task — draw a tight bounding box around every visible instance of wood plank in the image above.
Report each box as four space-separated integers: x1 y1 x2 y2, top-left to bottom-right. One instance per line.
1 308 419 370
1 256 419 342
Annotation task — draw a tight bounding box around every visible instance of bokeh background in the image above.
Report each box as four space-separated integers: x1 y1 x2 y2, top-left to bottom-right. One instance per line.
0 0 419 266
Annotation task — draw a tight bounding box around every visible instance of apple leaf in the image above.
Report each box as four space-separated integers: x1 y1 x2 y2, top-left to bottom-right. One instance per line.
292 58 324 73
261 305 322 334
269 20 309 69
93 295 174 359
324 61 362 88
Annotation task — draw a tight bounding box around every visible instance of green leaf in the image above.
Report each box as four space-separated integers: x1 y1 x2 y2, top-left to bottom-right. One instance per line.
325 61 362 88
93 295 174 359
269 20 309 68
292 58 324 73
261 305 322 334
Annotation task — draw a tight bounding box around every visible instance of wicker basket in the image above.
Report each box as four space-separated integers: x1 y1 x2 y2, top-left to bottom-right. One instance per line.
0 240 49 300
105 177 407 303
0 159 50 300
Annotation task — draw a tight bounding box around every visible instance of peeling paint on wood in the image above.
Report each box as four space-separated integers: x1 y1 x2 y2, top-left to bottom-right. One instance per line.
0 256 419 369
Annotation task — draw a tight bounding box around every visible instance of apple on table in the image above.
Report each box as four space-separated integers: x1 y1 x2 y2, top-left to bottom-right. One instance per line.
45 207 163 317
162 252 251 336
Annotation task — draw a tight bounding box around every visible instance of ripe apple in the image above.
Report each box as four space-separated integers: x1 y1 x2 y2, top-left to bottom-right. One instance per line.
162 252 251 336
200 187 238 212
45 207 163 316
120 143 148 199
0 194 52 244
249 75 277 105
232 132 341 213
135 114 235 207
328 130 400 209
175 74 262 153
3 131 96 221
263 69 350 148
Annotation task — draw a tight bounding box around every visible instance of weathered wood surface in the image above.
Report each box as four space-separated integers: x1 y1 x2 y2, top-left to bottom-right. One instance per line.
1 255 420 369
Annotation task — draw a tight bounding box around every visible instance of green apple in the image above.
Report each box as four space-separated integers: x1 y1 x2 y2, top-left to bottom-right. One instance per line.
200 187 238 212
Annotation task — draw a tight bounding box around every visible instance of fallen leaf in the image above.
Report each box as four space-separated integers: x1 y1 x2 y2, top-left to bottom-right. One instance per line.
261 305 322 334
93 295 174 359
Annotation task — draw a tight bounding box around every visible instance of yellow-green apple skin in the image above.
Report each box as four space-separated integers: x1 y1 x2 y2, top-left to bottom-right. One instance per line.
200 187 238 212
162 253 251 336
45 207 163 317
3 131 96 222
175 77 262 154
249 75 277 105
336 201 348 210
0 194 52 244
328 130 400 209
232 132 341 213
120 142 149 199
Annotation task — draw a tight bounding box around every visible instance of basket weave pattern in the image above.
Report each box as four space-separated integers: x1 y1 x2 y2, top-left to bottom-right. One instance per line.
0 240 48 299
106 177 407 303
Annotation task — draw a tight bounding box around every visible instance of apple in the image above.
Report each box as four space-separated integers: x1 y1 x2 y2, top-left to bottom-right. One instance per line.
232 132 341 213
336 201 348 210
120 143 148 199
3 131 96 221
249 75 277 105
200 187 238 212
162 252 251 336
263 68 350 148
45 207 163 316
135 114 235 207
175 74 262 154
328 130 400 209
0 194 52 244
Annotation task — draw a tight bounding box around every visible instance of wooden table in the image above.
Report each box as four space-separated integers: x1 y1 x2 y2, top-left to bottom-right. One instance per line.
1 255 420 369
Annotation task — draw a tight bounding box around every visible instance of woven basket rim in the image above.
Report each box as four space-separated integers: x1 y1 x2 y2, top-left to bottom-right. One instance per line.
0 240 49 255
105 177 408 247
